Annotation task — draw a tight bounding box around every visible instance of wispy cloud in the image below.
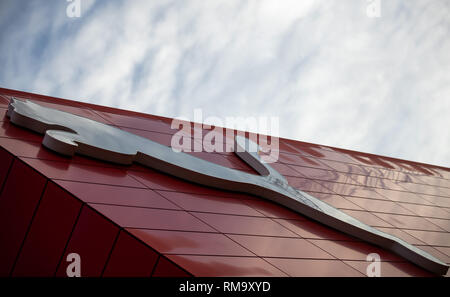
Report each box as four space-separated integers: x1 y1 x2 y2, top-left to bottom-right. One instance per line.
0 0 449 166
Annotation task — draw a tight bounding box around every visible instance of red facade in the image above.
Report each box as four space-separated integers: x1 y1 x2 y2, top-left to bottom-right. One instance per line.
0 88 449 277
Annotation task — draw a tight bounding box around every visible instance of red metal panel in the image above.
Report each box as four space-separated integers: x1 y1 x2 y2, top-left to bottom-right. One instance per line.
129 169 204 192
416 246 450 264
0 135 151 172
0 137 57 160
400 181 450 197
416 174 450 188
0 95 9 108
397 202 449 219
12 181 82 276
278 153 330 170
55 206 119 277
317 158 369 175
304 147 356 164
285 176 335 193
127 229 253 256
129 169 258 200
0 147 13 189
324 182 385 199
340 209 394 228
350 175 407 191
403 230 450 247
343 260 434 277
102 231 159 277
269 162 302 177
89 203 215 232
306 192 363 210
0 159 47 276
228 234 333 259
426 218 450 232
152 256 191 277
292 166 359 185
193 212 298 237
278 140 311 155
432 168 450 180
56 180 179 210
266 258 364 277
417 195 450 208
166 255 287 276
241 199 308 220
0 108 6 121
0 121 43 142
20 157 144 188
208 152 257 173
274 218 357 241
97 110 174 134
377 188 438 205
375 212 444 231
347 197 414 216
156 190 263 217
309 239 403 262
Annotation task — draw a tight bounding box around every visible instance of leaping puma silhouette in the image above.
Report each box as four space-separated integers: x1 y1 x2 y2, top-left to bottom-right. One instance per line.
6 98 449 275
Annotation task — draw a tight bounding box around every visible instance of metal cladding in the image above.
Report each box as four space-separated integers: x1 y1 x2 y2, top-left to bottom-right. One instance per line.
4 98 449 276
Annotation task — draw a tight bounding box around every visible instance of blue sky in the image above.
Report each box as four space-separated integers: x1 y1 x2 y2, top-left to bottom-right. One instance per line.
0 0 449 167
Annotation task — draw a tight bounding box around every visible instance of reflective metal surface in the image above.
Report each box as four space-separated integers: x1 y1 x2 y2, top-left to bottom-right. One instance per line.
7 98 449 275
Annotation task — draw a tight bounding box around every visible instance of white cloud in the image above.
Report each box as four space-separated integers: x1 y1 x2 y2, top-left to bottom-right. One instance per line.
0 0 449 166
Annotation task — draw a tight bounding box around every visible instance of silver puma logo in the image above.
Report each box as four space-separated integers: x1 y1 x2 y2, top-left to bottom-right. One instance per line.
6 98 449 275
